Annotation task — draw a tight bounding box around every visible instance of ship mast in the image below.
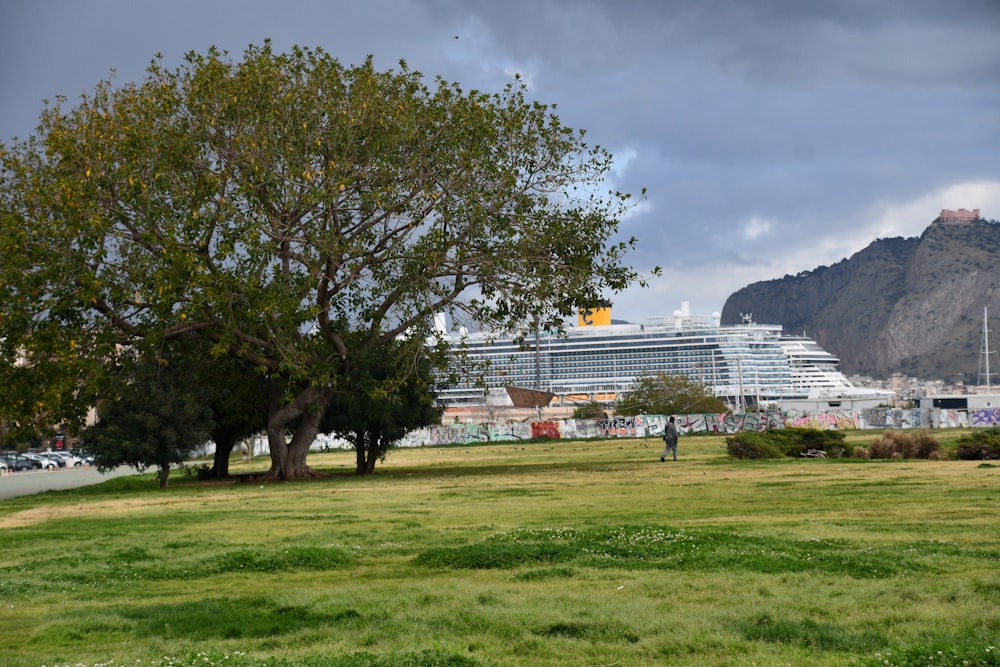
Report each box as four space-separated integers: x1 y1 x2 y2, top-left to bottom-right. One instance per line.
978 306 998 390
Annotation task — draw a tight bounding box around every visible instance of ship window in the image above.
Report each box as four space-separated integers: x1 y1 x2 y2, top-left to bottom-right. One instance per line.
827 401 841 407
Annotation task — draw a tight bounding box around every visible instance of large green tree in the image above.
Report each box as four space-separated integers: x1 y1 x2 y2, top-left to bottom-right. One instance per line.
0 43 645 480
616 372 729 416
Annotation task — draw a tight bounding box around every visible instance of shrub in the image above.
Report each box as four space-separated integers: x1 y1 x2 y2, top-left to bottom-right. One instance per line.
852 446 870 459
726 428 846 460
775 427 848 457
955 427 1000 460
867 430 940 459
726 432 785 459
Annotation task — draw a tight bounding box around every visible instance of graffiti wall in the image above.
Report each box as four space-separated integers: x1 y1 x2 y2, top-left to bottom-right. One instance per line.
592 412 786 437
928 407 1000 428
779 408 924 430
345 407 936 450
971 408 1000 427
251 406 991 456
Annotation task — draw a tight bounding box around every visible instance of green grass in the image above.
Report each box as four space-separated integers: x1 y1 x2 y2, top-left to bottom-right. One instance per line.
0 433 998 666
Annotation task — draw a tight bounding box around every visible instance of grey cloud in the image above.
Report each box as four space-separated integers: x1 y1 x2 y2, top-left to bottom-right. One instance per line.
1 0 997 321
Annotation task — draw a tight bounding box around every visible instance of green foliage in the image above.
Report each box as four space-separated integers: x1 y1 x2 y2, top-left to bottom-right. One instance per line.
208 546 352 575
81 648 482 667
512 567 578 582
725 431 785 459
320 340 443 474
535 620 640 644
616 372 728 416
80 351 214 488
867 429 941 459
128 597 350 640
4 541 353 589
571 401 607 419
956 427 1000 460
726 427 846 459
0 42 644 479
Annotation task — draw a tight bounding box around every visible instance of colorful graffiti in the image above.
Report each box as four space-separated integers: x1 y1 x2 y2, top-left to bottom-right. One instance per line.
267 407 995 456
783 410 862 430
866 408 923 429
531 421 561 439
970 408 1000 427
935 409 966 428
677 411 784 434
593 411 785 438
387 407 939 449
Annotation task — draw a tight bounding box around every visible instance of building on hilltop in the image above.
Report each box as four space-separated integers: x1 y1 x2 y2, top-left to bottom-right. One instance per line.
938 208 981 224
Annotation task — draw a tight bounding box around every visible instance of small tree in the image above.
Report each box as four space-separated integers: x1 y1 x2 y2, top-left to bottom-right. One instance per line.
198 356 269 479
81 352 213 488
572 401 607 419
320 342 443 474
616 372 728 416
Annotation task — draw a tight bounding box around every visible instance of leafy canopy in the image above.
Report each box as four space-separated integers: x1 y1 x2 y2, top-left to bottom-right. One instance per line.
616 372 728 416
80 350 214 488
320 338 443 474
1 42 647 477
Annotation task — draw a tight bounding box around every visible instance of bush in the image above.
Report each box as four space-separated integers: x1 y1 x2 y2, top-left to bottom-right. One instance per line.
866 430 940 459
726 428 847 460
727 432 784 459
773 428 848 457
955 427 1000 460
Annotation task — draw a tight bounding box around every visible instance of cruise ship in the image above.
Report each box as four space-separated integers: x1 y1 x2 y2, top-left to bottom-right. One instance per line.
434 303 893 412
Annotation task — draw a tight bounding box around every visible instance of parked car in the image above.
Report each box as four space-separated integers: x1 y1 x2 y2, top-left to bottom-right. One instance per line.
24 453 59 470
0 453 41 471
0 459 8 473
49 451 84 467
42 453 67 468
70 449 95 467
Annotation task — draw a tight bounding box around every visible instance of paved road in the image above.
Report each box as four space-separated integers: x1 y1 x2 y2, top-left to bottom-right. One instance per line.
0 465 139 500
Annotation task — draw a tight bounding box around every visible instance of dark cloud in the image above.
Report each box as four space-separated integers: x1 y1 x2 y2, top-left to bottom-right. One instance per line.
2 0 998 322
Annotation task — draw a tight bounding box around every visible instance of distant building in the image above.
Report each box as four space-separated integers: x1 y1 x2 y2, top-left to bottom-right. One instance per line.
938 208 981 224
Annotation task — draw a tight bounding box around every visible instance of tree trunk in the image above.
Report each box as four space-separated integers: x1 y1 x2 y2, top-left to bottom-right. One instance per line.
363 450 378 474
210 431 238 479
266 424 289 477
284 408 322 478
355 432 372 475
264 383 332 481
157 466 170 489
354 432 380 475
354 433 366 475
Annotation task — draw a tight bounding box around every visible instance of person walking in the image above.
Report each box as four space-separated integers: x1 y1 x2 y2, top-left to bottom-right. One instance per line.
660 416 678 462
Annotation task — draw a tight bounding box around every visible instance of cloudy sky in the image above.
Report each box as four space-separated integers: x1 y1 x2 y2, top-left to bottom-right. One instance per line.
3 0 999 324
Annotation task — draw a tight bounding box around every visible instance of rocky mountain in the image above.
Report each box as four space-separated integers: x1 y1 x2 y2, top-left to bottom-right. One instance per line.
720 217 1000 383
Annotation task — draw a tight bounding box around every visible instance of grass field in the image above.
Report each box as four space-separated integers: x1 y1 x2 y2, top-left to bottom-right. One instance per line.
0 431 997 666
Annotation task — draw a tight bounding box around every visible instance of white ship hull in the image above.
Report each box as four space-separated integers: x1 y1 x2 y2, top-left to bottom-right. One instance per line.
435 304 894 412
